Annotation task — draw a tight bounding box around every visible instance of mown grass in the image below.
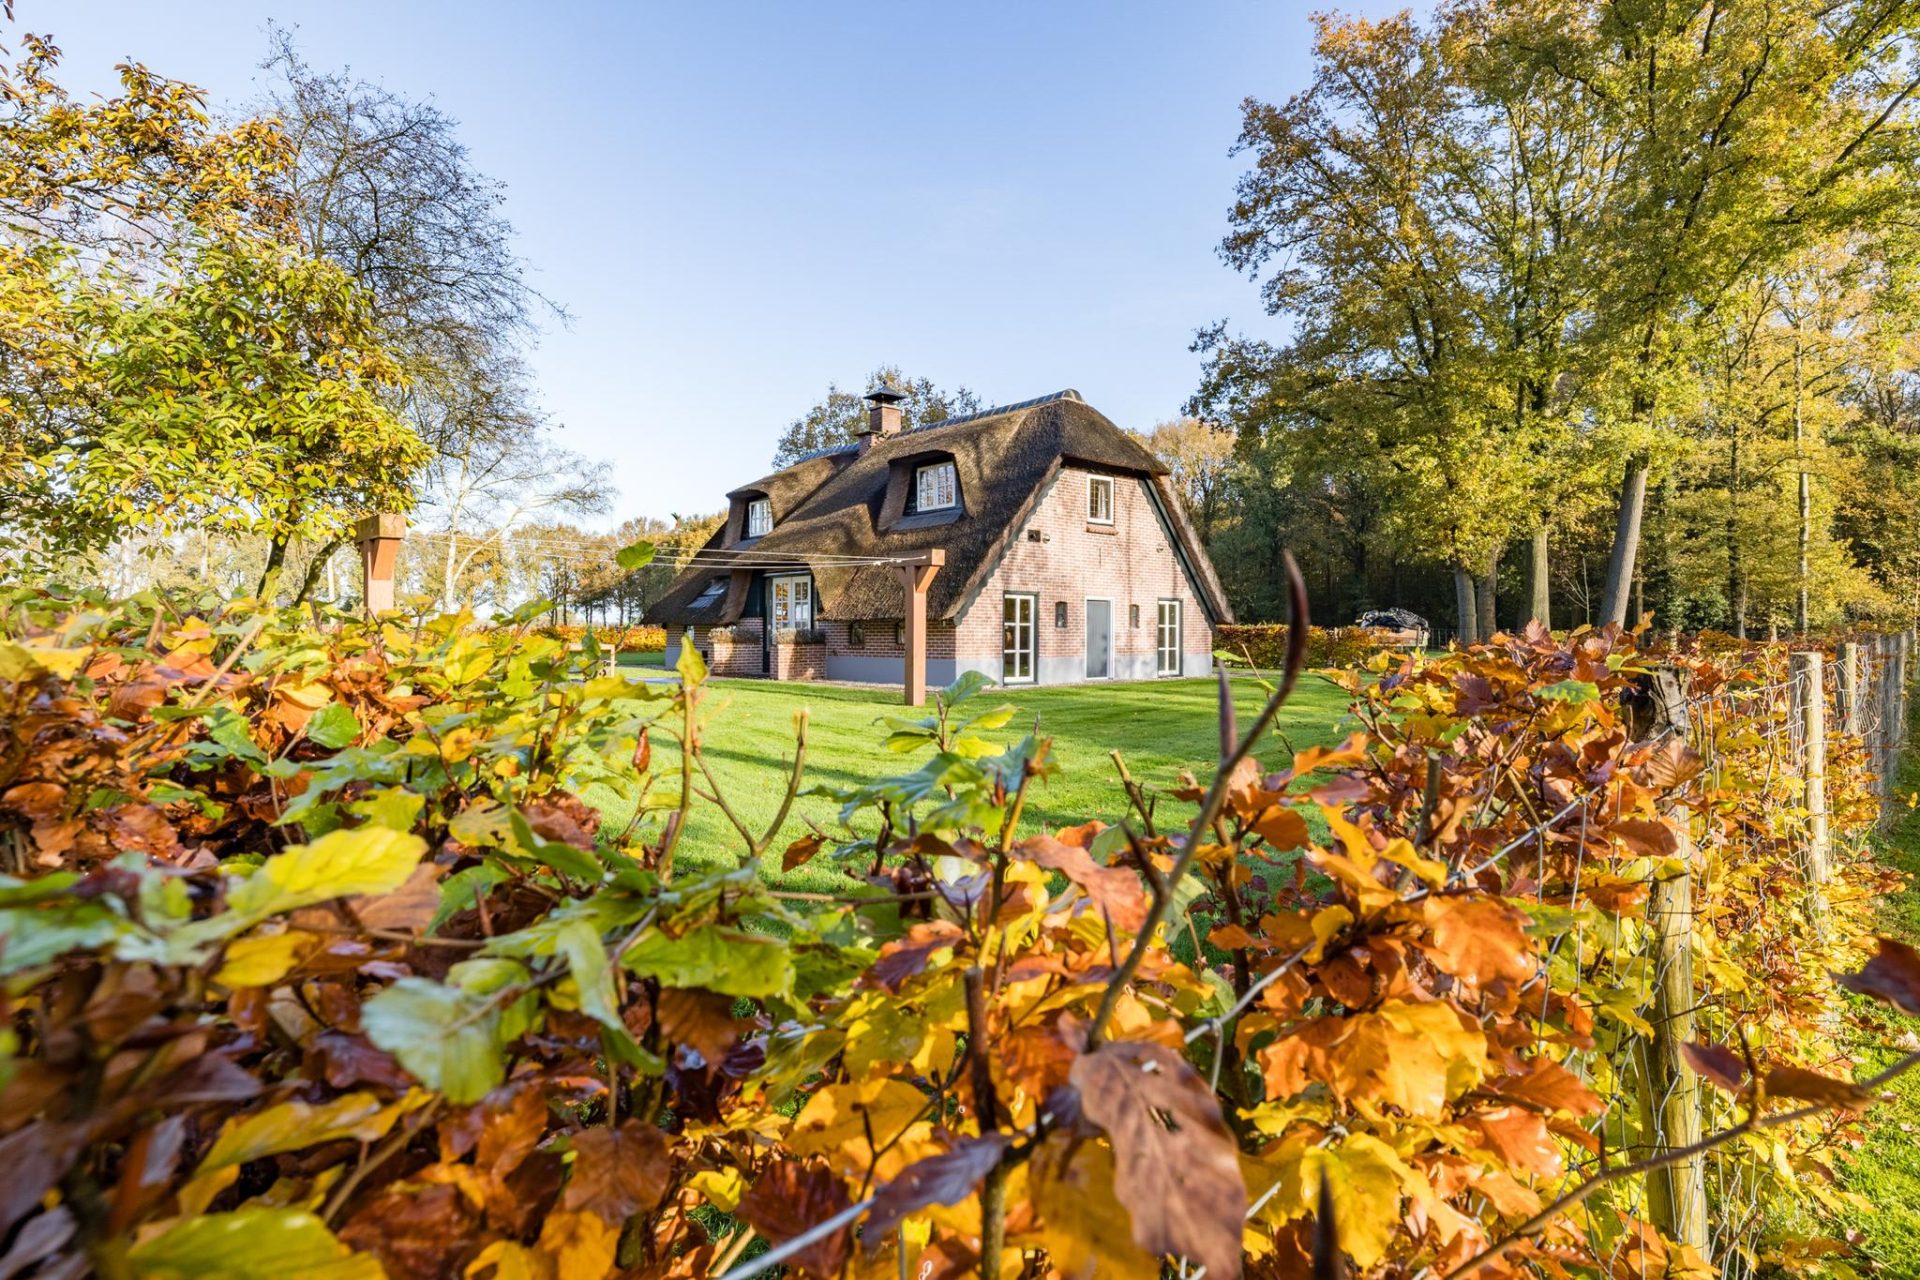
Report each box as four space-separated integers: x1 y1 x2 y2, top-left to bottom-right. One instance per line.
586 673 1358 891
1836 701 1920 1275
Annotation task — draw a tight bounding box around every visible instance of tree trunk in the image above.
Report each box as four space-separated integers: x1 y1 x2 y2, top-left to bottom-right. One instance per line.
1794 336 1810 633
1601 458 1648 626
1476 551 1499 642
1529 526 1551 629
1453 565 1478 647
1729 424 1747 638
292 539 346 605
257 536 289 601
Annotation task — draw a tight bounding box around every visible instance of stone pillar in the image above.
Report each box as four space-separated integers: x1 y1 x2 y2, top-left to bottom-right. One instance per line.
896 550 944 707
354 514 406 617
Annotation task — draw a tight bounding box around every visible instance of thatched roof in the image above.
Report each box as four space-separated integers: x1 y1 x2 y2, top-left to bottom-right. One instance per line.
646 390 1232 626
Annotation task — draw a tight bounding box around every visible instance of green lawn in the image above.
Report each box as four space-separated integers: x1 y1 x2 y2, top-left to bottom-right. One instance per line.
589 673 1357 890
616 650 667 670
1837 702 1920 1275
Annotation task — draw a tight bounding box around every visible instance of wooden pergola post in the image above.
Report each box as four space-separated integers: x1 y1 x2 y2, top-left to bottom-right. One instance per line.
354 514 407 617
896 550 945 707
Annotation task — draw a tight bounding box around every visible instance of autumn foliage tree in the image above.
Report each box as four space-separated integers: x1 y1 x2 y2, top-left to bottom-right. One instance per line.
0 27 425 570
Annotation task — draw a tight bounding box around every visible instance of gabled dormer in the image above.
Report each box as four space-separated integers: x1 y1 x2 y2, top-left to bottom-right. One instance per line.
878 450 964 531
724 489 772 546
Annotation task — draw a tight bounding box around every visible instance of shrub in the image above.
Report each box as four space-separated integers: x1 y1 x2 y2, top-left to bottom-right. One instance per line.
0 588 1912 1279
1216 621 1385 669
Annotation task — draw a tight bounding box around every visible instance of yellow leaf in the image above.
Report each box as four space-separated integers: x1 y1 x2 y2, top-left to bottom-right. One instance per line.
537 1209 616 1280
215 931 313 988
1029 1133 1159 1280
465 1240 553 1280
686 1168 744 1212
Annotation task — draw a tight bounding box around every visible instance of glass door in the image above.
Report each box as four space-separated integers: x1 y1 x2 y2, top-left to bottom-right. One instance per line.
1002 594 1035 684
1157 599 1182 675
769 575 812 630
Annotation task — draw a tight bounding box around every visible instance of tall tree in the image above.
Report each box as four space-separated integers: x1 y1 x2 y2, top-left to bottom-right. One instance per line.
255 31 606 604
1483 0 1920 624
1134 418 1238 543
0 27 424 564
770 366 982 466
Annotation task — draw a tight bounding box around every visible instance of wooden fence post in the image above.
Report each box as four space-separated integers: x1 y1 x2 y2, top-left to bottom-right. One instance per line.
1791 652 1833 926
1840 641 1863 738
1632 665 1710 1257
354 514 406 618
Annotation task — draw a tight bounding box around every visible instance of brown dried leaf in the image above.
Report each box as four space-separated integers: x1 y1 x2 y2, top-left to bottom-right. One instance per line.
1606 818 1678 859
782 832 827 871
560 1120 671 1225
1634 737 1705 791
1764 1066 1874 1112
1502 1059 1605 1117
741 1159 851 1279
863 1134 1010 1241
1682 1042 1749 1094
864 920 966 994
1836 937 1920 1015
1015 833 1148 934
1069 1040 1246 1279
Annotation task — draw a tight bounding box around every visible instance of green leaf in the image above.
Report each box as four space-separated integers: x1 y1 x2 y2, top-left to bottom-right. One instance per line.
0 900 129 976
361 969 523 1104
1536 679 1601 705
622 924 794 999
616 540 656 570
507 809 604 883
226 826 427 921
205 708 268 769
305 701 362 749
127 1208 380 1279
939 670 992 706
431 862 511 932
676 639 709 685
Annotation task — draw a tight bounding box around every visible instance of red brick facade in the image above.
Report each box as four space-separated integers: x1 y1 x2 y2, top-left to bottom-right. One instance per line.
952 468 1213 682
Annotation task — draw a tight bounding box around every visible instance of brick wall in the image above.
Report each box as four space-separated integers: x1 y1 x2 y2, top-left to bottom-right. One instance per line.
953 468 1214 683
771 636 826 680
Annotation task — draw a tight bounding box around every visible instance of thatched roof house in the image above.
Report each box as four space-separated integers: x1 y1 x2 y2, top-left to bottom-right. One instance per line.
647 388 1231 687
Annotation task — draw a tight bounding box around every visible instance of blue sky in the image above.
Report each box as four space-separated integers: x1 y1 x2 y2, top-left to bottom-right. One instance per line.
41 2 1394 521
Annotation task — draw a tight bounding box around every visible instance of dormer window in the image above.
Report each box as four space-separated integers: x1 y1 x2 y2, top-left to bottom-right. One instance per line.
745 498 772 537
689 578 726 608
914 462 957 512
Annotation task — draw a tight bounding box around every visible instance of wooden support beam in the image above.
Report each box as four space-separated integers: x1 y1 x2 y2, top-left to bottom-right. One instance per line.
896 550 945 707
354 513 407 618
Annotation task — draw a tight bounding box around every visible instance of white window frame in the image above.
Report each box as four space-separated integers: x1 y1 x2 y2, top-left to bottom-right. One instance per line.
915 461 958 512
1087 474 1115 525
1156 599 1182 676
745 498 772 538
768 574 812 630
1002 593 1036 685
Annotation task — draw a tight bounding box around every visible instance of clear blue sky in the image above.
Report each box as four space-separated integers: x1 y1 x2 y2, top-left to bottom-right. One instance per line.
40 1 1397 522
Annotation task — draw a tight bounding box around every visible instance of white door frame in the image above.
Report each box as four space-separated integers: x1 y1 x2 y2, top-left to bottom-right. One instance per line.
1156 598 1183 676
1084 596 1113 680
1002 593 1036 685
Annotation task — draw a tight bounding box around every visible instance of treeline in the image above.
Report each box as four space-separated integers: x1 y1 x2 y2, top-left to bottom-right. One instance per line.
1185 1 1920 640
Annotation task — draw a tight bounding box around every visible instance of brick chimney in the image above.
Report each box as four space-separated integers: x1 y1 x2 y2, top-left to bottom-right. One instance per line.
859 383 906 453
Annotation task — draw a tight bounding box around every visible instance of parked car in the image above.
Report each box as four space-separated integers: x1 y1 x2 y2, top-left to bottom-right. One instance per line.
1356 608 1430 650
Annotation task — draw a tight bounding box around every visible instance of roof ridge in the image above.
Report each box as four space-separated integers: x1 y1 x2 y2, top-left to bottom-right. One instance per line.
904 388 1082 433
